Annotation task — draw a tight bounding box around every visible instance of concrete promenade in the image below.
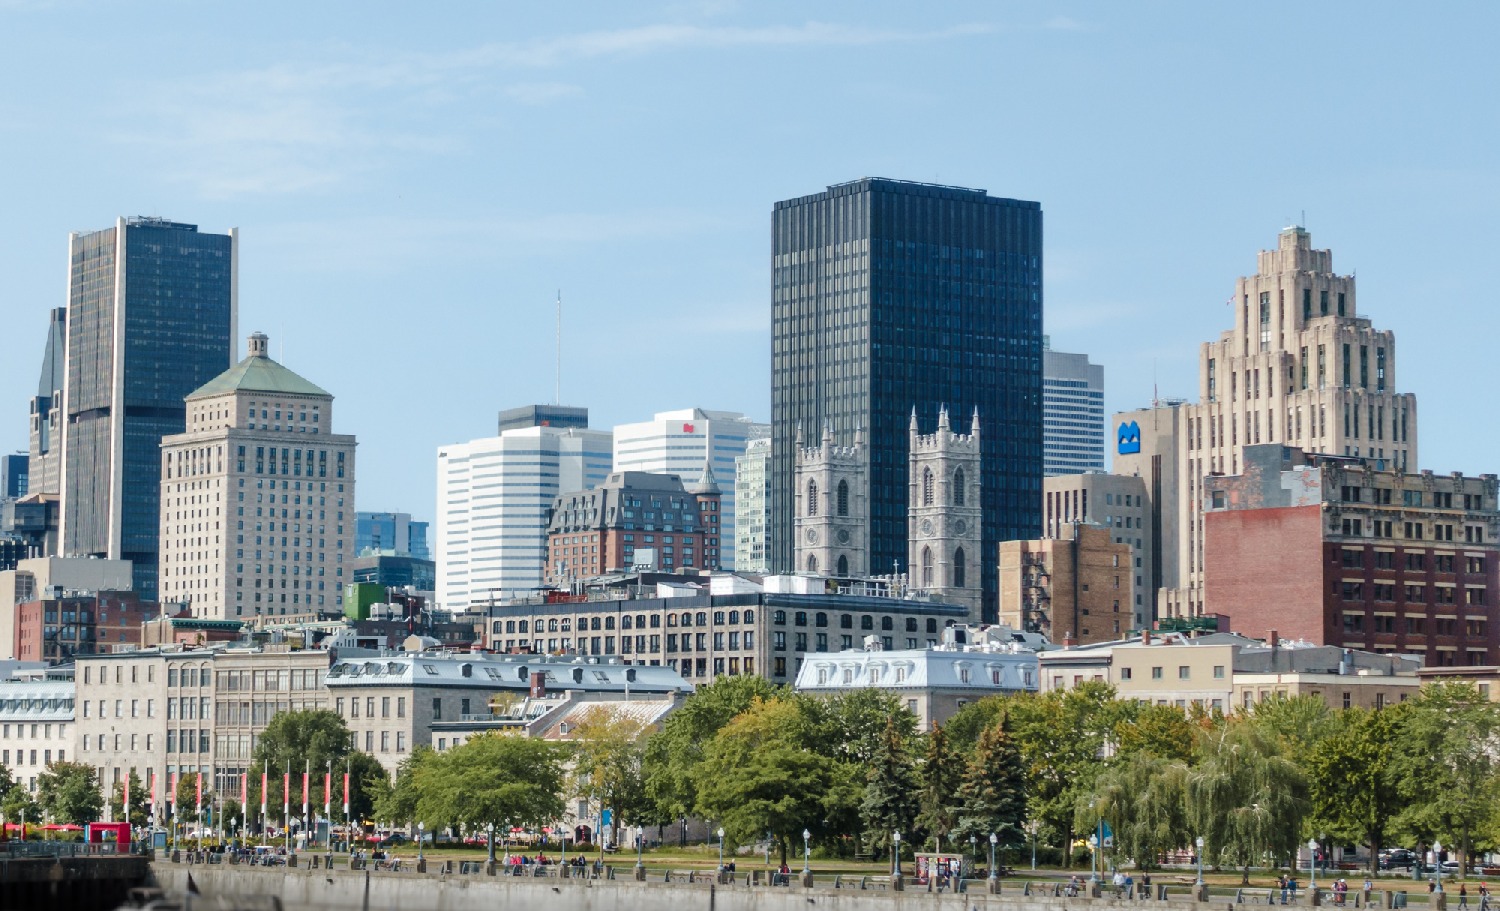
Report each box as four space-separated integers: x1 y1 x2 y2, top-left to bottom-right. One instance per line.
151 863 1442 911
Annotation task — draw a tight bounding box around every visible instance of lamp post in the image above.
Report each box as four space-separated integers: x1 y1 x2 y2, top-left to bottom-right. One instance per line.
989 833 998 887
417 822 425 865
717 827 726 872
636 825 644 871
1089 833 1099 883
487 822 495 864
561 827 567 867
1308 838 1318 893
970 834 977 876
1026 820 1038 871
1195 836 1205 887
1434 840 1444 892
891 831 902 882
803 828 811 875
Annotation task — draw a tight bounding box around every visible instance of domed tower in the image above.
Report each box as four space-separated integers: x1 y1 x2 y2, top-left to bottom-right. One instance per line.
908 408 983 619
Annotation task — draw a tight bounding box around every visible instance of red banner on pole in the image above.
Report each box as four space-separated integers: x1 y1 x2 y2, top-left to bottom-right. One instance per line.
324 771 332 816
169 772 178 809
123 774 130 820
196 771 203 814
343 772 350 815
241 772 247 810
261 771 268 815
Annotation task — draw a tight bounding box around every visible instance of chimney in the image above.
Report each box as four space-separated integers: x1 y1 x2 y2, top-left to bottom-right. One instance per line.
1142 629 1152 646
529 671 546 698
1063 631 1077 648
1269 629 1280 649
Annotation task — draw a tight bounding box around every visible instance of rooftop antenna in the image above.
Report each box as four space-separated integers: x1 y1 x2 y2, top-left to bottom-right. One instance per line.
555 289 562 406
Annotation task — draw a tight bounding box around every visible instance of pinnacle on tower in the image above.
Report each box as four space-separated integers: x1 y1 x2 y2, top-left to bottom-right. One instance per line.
938 407 951 433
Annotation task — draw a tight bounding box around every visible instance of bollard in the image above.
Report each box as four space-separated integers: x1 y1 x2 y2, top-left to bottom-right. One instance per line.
1194 883 1208 903
989 878 1001 895
288 854 298 868
1434 893 1447 911
892 874 904 892
634 865 646 881
415 858 426 874
801 872 814 888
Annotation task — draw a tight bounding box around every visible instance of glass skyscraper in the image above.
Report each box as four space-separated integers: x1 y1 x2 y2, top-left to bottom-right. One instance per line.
60 217 237 600
771 179 1043 619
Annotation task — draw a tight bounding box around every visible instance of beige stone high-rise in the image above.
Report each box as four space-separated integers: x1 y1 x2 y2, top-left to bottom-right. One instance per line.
1164 228 1418 617
159 333 356 620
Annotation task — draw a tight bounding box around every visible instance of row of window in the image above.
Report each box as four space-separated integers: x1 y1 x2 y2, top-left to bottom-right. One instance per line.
1119 664 1226 681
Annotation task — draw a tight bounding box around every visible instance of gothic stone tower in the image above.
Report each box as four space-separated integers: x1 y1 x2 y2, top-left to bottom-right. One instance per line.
909 408 983 619
792 425 869 577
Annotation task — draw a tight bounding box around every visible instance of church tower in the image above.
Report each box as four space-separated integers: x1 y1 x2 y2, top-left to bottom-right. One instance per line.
908 408 983 619
792 425 869 577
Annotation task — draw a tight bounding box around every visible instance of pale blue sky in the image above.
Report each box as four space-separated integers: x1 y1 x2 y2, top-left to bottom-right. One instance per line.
2 2 1496 524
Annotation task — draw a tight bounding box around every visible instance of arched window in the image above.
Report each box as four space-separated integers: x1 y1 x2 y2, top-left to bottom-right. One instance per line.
836 480 850 517
807 555 819 574
921 547 934 588
922 468 934 506
807 480 819 516
953 469 966 506
837 555 849 576
953 547 966 588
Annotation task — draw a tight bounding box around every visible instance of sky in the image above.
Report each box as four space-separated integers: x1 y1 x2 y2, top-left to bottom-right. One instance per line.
1 2 1497 526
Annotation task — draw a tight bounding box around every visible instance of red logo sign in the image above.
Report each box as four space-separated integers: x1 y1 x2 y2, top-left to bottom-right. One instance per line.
683 423 695 433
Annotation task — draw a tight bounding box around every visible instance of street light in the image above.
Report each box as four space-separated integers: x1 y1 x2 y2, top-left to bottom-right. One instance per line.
1434 840 1444 892
803 828 811 875
717 827 726 872
417 822 425 864
1308 838 1318 892
1025 820 1038 871
970 834 977 876
486 822 495 865
1195 836 1205 887
636 825 645 871
988 833 998 887
891 831 902 880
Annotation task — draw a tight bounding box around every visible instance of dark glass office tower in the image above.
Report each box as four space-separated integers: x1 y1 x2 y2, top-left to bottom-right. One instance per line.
771 179 1042 620
61 217 237 600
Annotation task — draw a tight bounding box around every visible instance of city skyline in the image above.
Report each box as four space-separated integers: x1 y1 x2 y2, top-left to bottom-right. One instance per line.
1 3 1497 526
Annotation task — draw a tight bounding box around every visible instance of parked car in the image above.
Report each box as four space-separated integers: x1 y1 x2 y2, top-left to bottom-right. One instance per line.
377 833 409 847
1380 849 1416 870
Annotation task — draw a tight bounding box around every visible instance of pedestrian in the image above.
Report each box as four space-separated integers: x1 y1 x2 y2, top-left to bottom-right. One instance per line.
1142 872 1153 900
1461 883 1470 911
1480 881 1490 911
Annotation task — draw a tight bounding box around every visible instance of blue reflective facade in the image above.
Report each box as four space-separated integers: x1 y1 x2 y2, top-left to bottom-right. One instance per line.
771 179 1043 620
63 218 235 600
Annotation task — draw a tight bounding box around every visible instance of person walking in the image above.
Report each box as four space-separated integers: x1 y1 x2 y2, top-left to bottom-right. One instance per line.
1461 883 1470 911
1479 881 1490 911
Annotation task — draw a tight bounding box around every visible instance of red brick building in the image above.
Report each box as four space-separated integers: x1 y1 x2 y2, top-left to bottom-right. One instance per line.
1205 444 1500 667
545 469 723 586
14 590 153 661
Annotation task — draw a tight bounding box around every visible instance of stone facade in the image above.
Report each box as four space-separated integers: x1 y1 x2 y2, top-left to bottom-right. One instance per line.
1163 228 1419 618
0 678 75 793
544 470 721 585
792 427 870 578
1043 472 1152 630
907 409 982 619
159 332 356 621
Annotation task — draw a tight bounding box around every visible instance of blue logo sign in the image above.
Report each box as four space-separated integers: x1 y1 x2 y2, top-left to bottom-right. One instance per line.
1117 421 1141 455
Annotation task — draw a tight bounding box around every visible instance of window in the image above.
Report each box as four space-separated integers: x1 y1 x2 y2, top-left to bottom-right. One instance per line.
1151 667 1163 680
807 480 818 516
1213 665 1225 679
952 469 966 506
836 480 849 517
1178 666 1190 680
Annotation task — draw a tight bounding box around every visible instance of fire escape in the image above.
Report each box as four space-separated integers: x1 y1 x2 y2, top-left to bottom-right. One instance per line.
1020 554 1051 634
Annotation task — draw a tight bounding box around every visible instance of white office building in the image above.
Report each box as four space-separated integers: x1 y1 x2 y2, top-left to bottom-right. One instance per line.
1043 341 1106 477
611 408 768 571
436 412 611 611
734 437 771 574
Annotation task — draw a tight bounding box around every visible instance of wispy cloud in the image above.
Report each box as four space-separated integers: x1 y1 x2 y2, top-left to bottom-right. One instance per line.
106 20 997 198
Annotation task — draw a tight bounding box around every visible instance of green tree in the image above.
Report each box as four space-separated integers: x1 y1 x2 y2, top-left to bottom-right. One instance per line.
2 785 39 827
943 695 1011 753
859 718 921 857
1187 721 1309 882
1390 682 1500 870
1307 705 1409 872
1076 751 1189 870
1007 682 1119 868
247 709 357 818
109 769 149 827
36 761 103 824
953 721 1027 856
375 747 434 826
413 734 565 835
917 724 965 852
642 675 784 823
801 689 918 766
1114 703 1199 762
569 707 650 843
694 697 845 866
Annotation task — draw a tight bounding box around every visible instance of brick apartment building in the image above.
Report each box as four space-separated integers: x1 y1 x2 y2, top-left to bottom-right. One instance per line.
1205 444 1500 666
15 590 152 661
997 523 1134 645
544 470 722 586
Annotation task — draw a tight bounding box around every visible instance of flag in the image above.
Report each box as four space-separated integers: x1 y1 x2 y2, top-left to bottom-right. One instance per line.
342 772 350 817
302 762 309 823
240 773 247 812
123 773 130 819
323 770 331 819
196 772 202 815
260 771 268 818
149 770 156 819
283 769 290 821
169 772 178 816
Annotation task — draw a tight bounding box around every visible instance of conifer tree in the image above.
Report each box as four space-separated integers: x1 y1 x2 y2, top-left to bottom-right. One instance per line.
860 718 920 856
953 720 1027 856
918 723 964 851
